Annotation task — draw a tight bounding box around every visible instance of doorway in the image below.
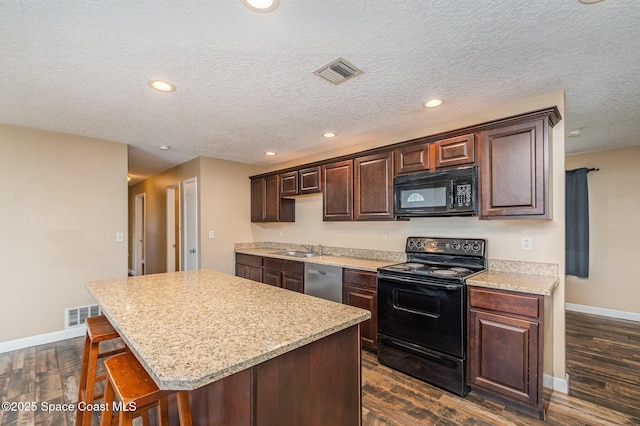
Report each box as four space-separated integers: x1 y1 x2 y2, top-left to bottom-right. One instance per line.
183 177 198 270
133 193 146 275
166 183 180 272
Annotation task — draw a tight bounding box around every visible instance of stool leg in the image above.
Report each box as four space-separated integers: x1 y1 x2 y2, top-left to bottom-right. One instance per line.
76 333 91 426
176 392 193 426
120 410 134 426
157 397 169 426
99 378 115 426
82 341 101 426
141 411 150 426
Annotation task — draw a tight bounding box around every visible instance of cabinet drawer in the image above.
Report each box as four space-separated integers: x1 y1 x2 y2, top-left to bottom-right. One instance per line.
468 287 541 319
343 269 377 290
263 257 304 274
236 253 263 268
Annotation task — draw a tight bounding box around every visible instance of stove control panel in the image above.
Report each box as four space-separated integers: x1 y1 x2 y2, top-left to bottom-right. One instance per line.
406 237 486 256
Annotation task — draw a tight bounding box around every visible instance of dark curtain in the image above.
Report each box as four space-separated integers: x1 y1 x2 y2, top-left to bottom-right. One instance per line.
565 168 590 278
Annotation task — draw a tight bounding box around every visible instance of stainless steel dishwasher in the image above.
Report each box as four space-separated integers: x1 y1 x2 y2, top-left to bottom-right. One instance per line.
304 263 343 303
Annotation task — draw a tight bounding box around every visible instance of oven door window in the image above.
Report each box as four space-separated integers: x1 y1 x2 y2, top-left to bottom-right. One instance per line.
393 288 440 318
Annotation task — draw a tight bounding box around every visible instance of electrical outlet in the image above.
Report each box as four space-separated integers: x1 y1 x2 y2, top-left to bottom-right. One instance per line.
208 230 215 239
521 236 532 251
382 232 389 242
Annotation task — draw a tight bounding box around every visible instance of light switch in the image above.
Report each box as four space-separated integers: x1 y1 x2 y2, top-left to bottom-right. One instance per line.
116 232 124 242
208 230 215 239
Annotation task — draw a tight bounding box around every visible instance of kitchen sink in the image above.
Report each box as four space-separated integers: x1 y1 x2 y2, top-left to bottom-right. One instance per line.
272 250 318 258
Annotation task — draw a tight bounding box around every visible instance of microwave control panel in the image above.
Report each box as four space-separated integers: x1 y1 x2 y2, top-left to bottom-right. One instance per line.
455 184 472 207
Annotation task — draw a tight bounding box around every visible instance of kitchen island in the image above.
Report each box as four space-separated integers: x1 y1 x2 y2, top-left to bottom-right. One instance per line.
87 269 370 425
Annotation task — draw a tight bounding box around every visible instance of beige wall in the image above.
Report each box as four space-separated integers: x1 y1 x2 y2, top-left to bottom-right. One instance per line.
565 146 640 314
128 157 260 275
0 124 128 342
251 92 568 381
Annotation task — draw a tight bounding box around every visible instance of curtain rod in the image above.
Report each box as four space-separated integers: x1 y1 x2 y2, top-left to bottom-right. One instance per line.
587 168 599 172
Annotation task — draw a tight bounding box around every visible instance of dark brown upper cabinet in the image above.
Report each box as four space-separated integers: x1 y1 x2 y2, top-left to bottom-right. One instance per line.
394 140 430 174
251 174 295 222
323 151 394 222
322 160 354 221
280 167 322 197
279 171 298 197
354 151 394 220
299 166 322 194
479 108 560 219
395 134 475 175
433 134 475 168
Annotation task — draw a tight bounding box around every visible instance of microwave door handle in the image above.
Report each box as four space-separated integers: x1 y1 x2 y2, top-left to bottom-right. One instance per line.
449 181 455 208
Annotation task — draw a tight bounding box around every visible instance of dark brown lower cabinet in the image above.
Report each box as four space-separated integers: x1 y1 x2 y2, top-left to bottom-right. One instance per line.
235 254 263 282
263 257 304 293
468 286 544 419
343 269 377 352
236 254 304 293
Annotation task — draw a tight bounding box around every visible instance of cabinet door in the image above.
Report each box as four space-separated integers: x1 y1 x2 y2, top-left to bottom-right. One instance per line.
250 178 266 222
322 160 354 221
468 309 539 406
282 273 304 293
344 284 377 351
434 134 475 169
263 269 282 287
479 119 548 218
394 142 430 174
354 151 394 220
280 171 298 196
264 174 281 222
299 166 322 194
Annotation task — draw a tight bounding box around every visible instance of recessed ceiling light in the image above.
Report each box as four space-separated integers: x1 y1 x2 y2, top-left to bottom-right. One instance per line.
323 132 336 138
241 0 280 12
423 98 443 108
159 145 170 150
265 151 277 156
568 129 582 137
148 80 176 92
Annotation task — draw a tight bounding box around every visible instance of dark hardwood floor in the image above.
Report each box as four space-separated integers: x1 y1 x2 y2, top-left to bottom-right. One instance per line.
1 311 639 425
566 310 640 418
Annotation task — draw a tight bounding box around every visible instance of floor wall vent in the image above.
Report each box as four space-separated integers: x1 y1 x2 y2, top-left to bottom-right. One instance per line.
65 304 102 329
314 58 363 85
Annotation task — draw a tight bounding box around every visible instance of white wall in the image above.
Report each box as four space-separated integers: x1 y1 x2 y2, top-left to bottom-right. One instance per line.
565 146 640 315
0 124 128 342
251 92 568 380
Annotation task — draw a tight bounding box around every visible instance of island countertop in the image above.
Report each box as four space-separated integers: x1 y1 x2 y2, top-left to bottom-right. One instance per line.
87 269 370 391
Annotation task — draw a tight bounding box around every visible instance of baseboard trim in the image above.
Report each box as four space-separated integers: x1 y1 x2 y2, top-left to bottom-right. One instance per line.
544 373 569 394
565 303 640 323
0 326 86 354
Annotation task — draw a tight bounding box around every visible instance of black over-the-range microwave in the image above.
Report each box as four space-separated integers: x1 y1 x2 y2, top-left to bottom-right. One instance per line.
393 166 478 217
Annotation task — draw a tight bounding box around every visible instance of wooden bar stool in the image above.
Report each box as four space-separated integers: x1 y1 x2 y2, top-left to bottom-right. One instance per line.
100 351 193 426
76 315 127 426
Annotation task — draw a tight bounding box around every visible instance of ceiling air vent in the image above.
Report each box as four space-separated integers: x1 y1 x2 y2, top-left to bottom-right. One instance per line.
314 58 363 85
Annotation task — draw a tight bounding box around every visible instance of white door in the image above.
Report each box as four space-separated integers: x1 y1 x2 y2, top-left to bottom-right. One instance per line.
183 177 198 270
133 193 146 275
166 183 180 272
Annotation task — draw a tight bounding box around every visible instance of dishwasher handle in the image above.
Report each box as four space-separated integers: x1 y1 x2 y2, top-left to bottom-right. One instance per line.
307 268 339 278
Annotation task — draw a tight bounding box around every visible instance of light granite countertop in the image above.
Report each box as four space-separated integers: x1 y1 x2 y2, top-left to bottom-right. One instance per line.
235 247 398 272
466 271 559 296
87 269 370 391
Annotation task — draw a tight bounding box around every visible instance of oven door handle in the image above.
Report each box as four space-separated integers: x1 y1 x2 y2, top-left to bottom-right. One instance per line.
378 273 461 290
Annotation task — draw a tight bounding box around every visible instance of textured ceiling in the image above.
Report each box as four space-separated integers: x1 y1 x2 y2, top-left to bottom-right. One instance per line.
1 0 639 183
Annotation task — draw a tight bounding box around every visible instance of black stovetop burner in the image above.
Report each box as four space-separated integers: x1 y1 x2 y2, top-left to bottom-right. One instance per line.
378 237 487 282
